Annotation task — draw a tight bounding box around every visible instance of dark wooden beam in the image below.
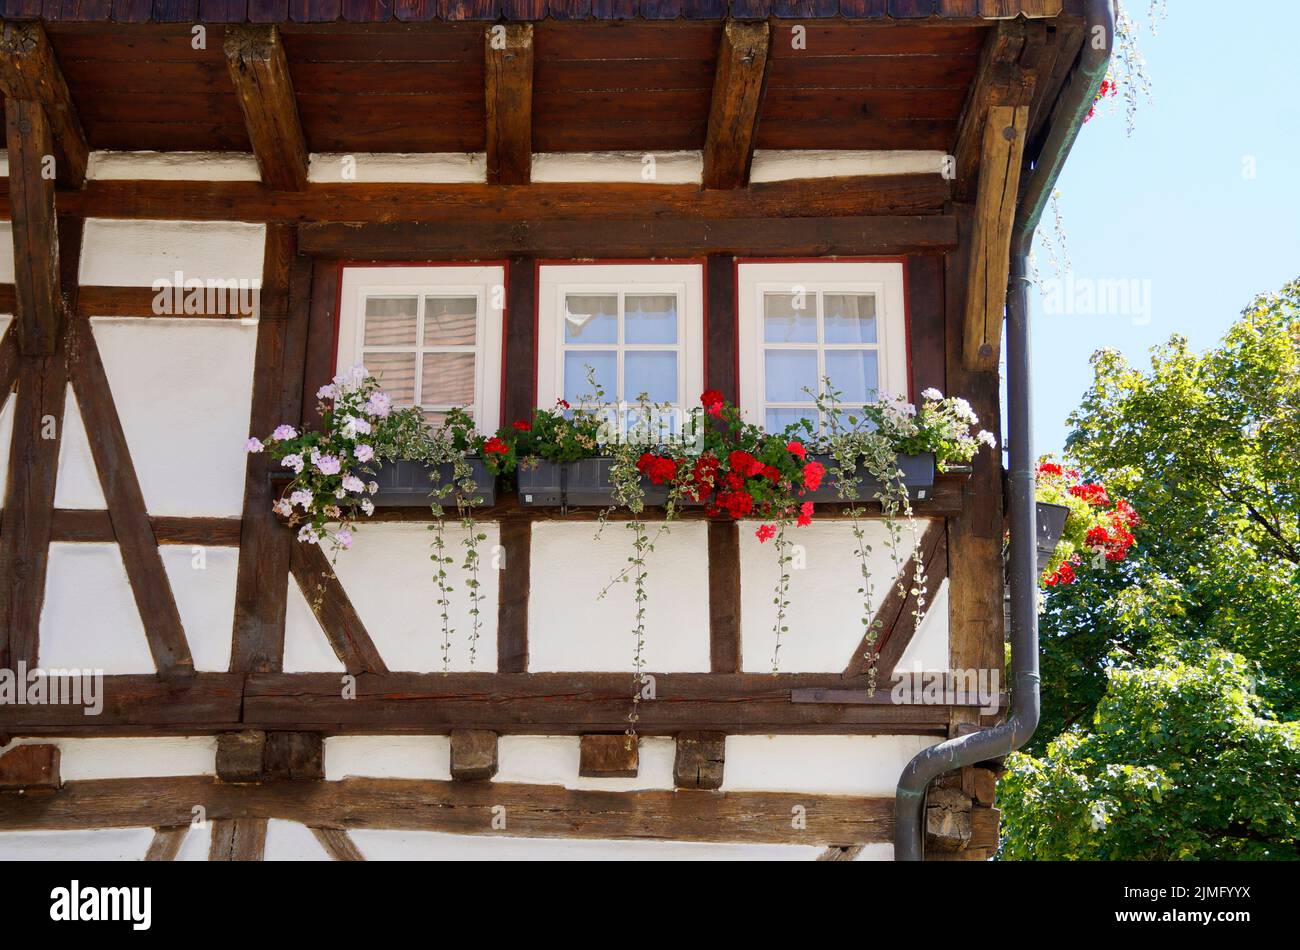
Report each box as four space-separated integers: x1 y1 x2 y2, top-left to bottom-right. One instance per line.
484 23 533 186
264 731 324 780
0 775 894 846
300 260 341 433
209 817 268 861
450 729 498 782
230 225 304 673
946 20 1034 200
4 100 62 356
299 215 958 260
495 519 530 673
0 20 88 188
707 520 741 673
289 541 389 675
944 205 1006 735
310 826 365 860
1 671 990 737
964 104 1028 372
0 308 67 670
705 254 738 404
224 25 308 191
144 826 189 861
0 742 60 790
844 520 949 681
48 510 243 546
42 176 952 225
216 730 267 783
674 731 725 790
702 20 771 190
579 734 638 778
67 308 194 676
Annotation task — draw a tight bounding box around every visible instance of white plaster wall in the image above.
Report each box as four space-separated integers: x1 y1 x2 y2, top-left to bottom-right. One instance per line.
749 149 948 183
160 545 237 673
531 151 702 184
309 152 486 183
325 735 451 781
40 542 155 674
264 820 332 861
0 737 217 779
0 222 13 283
40 542 235 674
328 523 500 672
91 318 257 517
739 518 948 673
0 387 14 504
723 735 937 797
79 220 265 287
283 576 347 673
53 387 106 508
0 828 154 861
496 736 675 791
896 579 951 672
529 522 710 672
349 829 824 861
87 151 261 181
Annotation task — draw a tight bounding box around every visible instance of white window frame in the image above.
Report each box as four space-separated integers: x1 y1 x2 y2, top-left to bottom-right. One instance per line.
737 261 909 428
337 265 505 433
536 263 704 414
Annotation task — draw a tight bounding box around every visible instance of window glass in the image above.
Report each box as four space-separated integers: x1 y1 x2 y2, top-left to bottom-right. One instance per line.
564 294 618 344
424 296 477 346
763 292 817 343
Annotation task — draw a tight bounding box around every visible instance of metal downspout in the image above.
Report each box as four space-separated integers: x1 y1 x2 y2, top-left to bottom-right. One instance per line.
892 0 1116 862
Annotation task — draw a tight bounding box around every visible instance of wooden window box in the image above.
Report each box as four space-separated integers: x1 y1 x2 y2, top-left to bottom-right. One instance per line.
369 458 497 508
800 452 936 504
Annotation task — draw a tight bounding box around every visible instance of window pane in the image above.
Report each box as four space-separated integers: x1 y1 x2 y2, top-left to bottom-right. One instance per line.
766 408 818 433
424 296 477 346
825 350 879 404
564 295 618 344
364 351 416 406
624 294 678 344
824 294 877 344
421 352 475 408
564 350 616 404
624 350 678 405
763 292 817 343
764 348 818 403
364 296 418 347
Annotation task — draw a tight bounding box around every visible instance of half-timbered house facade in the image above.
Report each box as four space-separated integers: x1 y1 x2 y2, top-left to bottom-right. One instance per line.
0 0 1111 861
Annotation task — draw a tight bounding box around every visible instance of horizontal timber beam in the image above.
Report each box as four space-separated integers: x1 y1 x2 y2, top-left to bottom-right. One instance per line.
0 672 986 736
32 177 951 225
303 215 957 259
0 775 892 846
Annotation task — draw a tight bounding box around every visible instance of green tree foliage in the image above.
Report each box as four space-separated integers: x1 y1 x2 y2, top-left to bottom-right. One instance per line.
1002 279 1300 858
1001 648 1300 860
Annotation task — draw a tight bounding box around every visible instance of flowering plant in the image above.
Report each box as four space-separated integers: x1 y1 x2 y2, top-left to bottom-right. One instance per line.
247 365 406 555
1036 458 1140 587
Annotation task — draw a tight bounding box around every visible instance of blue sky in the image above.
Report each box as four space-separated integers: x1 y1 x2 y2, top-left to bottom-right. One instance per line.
1027 2 1300 454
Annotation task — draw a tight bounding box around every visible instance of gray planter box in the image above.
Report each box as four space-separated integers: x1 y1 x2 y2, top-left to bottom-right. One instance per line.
370 458 496 508
800 453 936 504
517 458 698 508
1036 501 1071 573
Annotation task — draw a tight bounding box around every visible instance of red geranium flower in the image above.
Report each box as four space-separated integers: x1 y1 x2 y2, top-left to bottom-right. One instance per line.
786 441 807 461
1085 525 1112 548
1069 483 1111 507
1045 561 1077 587
761 465 782 484
512 420 531 432
483 437 508 455
701 389 725 418
797 501 814 527
636 452 678 486
755 524 777 543
727 450 764 479
801 461 826 492
1037 461 1064 478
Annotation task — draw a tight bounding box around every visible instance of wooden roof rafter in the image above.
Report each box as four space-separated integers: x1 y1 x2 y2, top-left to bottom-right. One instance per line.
224 23 309 191
0 18 87 189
